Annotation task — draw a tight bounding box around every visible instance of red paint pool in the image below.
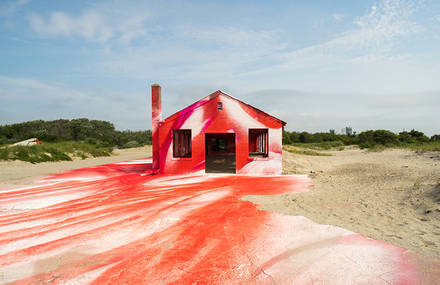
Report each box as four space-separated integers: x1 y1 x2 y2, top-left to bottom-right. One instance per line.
0 158 438 284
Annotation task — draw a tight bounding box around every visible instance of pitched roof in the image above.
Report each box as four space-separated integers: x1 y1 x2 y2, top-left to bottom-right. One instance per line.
163 90 286 125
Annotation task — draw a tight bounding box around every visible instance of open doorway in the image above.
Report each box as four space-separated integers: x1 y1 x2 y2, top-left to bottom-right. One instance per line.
205 133 236 173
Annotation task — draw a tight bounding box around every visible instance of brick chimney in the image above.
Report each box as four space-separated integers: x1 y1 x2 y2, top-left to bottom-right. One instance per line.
151 84 162 170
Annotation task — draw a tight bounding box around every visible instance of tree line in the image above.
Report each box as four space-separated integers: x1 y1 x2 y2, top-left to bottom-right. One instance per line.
1 119 438 149
0 119 152 148
283 129 440 148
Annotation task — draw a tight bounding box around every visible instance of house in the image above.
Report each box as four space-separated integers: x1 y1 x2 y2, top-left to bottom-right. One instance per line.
150 84 286 175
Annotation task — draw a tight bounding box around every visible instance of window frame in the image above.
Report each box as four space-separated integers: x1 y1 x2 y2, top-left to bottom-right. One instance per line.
173 129 192 158
248 128 269 158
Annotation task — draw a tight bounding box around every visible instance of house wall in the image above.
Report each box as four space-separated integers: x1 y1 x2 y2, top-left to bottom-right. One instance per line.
157 94 283 175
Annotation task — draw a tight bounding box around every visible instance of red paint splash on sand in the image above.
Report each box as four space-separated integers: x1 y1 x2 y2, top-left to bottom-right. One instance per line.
0 159 438 284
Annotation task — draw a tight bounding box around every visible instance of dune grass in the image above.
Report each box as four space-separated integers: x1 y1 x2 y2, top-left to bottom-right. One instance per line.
283 145 332 156
362 141 440 152
0 141 112 163
402 141 440 152
289 141 345 150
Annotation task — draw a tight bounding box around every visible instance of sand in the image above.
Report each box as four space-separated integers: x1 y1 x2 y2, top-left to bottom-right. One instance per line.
0 145 152 187
1 145 439 260
245 147 440 260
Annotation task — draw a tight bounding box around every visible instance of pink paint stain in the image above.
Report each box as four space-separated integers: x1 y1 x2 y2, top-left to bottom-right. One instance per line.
0 159 439 284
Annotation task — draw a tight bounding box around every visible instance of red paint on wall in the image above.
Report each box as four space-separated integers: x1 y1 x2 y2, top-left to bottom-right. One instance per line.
152 88 286 175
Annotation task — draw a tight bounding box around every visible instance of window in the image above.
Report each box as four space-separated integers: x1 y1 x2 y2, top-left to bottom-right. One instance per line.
217 102 223 110
249 129 268 157
173 129 192 158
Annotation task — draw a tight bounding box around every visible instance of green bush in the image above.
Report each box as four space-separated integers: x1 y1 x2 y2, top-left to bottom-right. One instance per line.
430 134 440 142
0 119 152 148
122 140 139 149
398 130 430 143
283 129 438 150
357 130 400 147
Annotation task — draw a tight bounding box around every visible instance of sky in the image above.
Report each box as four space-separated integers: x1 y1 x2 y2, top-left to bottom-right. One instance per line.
0 0 439 135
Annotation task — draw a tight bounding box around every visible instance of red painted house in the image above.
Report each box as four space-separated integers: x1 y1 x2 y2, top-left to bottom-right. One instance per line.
151 84 286 175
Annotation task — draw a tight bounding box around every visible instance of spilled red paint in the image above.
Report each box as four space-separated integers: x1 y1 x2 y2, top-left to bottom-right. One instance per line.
0 159 439 284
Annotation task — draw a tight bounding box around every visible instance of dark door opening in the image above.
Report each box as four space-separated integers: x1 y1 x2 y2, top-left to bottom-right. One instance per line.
205 133 236 173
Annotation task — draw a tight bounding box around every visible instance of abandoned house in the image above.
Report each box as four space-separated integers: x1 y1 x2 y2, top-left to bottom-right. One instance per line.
150 84 286 175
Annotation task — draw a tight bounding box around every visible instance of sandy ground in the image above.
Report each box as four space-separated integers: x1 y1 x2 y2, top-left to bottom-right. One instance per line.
1 145 439 261
0 145 152 187
245 147 440 260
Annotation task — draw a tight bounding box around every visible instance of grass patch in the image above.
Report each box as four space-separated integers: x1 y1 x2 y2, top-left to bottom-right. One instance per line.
359 141 440 152
402 142 440 152
283 145 332 156
0 141 112 163
364 144 387 152
289 141 345 150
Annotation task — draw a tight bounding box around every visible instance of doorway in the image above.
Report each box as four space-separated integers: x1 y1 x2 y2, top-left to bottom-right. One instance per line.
205 133 236 173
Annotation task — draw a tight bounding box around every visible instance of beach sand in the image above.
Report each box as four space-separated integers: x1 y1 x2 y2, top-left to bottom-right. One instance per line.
0 145 152 187
1 145 439 260
245 147 440 260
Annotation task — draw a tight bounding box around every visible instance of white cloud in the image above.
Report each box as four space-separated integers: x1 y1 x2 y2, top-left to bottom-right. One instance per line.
290 0 420 58
27 8 149 44
28 11 112 42
97 23 287 84
226 0 430 94
179 25 282 49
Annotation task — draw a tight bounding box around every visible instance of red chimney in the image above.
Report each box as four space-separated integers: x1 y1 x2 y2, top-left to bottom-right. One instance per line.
151 84 162 170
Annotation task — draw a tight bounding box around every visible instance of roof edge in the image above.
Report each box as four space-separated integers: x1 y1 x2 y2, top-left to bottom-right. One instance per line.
162 90 286 125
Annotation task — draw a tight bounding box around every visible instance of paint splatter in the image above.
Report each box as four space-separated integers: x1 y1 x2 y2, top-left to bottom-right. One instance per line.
0 159 439 284
154 91 285 175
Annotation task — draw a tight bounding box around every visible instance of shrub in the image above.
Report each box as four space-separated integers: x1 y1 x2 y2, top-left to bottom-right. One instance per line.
357 130 400 147
122 140 139 149
0 141 112 163
431 135 440 142
0 119 152 147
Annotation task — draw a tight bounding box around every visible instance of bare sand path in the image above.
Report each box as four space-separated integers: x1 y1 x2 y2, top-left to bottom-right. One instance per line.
0 146 152 187
245 147 440 260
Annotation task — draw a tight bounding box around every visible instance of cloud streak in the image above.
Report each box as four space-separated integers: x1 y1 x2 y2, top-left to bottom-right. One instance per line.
27 8 149 44
281 0 421 67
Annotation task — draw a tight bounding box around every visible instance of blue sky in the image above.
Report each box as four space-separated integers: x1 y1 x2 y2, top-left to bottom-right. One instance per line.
0 0 439 135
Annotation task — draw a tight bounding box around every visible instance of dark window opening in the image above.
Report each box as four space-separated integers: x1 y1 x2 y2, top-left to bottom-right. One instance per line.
217 102 223 110
249 129 268 157
173 129 192 158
